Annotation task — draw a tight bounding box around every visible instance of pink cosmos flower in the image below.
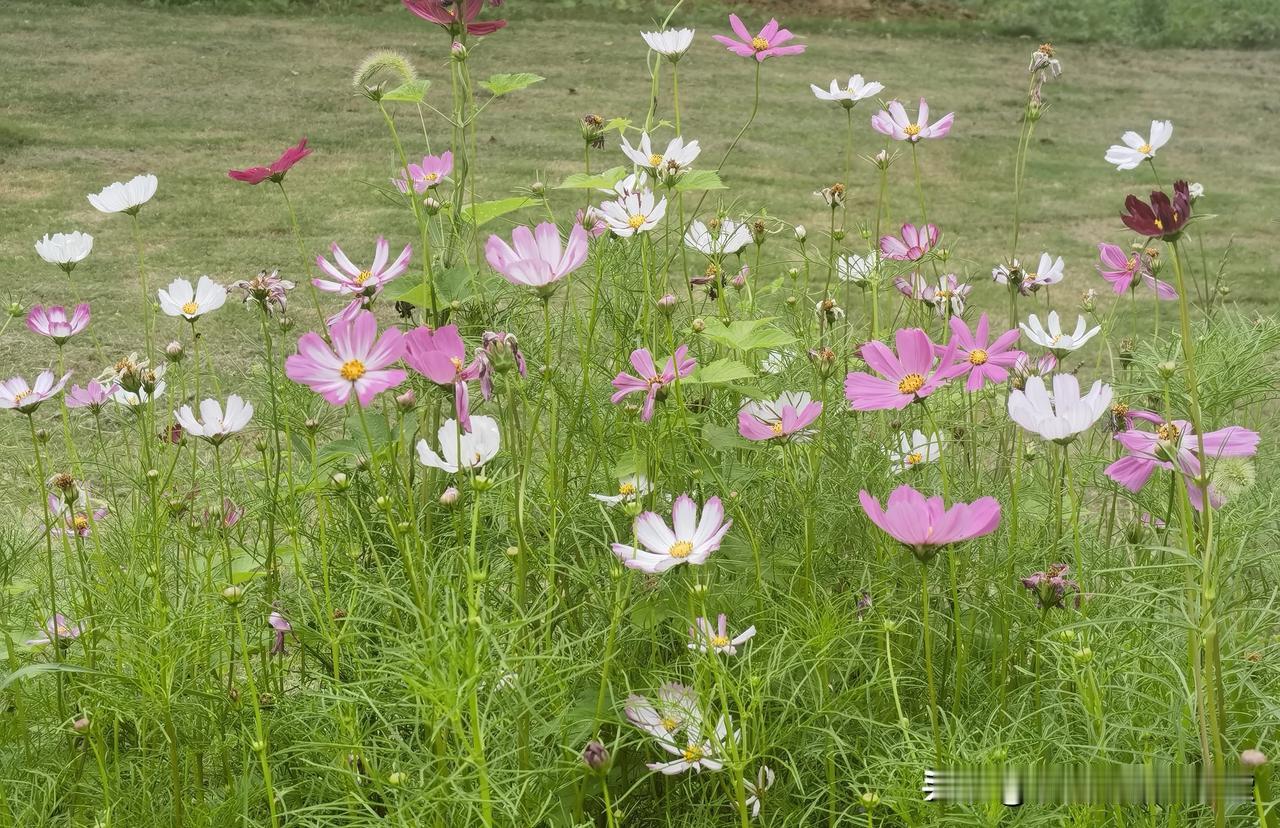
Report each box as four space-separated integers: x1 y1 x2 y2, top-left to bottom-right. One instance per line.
576 207 607 239
284 310 406 407
27 304 90 345
26 614 86 646
394 151 453 194
712 14 805 61
474 331 527 400
484 222 589 297
403 325 482 431
611 345 696 422
403 0 506 37
47 490 108 539
939 313 1025 392
610 494 732 574
880 223 939 261
895 273 970 317
844 328 955 412
0 371 71 414
1096 242 1176 299
737 391 822 442
1105 420 1259 511
268 610 292 656
871 98 955 142
859 485 1001 562
228 138 311 185
65 380 118 413
313 237 412 297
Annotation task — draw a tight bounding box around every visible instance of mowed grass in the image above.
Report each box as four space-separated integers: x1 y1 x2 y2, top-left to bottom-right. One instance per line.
1 1 1278 392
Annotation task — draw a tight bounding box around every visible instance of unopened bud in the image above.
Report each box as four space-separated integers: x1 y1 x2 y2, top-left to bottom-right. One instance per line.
387 771 408 786
165 341 185 362
657 293 677 314
450 41 467 60
1156 360 1177 379
582 740 610 772
472 474 495 492
395 389 416 411
530 180 546 198
691 318 705 333
794 225 807 241
221 585 245 604
331 472 349 491
1241 749 1268 768
73 716 90 734
440 486 460 506
7 302 23 319
423 197 442 216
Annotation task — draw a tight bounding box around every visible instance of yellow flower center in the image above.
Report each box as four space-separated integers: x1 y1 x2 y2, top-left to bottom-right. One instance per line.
936 289 953 299
1112 403 1129 416
1138 143 1152 154
906 451 923 466
424 172 439 182
682 743 705 762
660 716 679 733
628 214 647 229
1126 256 1138 270
750 36 769 51
904 124 922 137
181 301 199 315
619 482 637 496
450 357 464 371
73 515 89 531
668 540 693 559
1025 272 1038 283
12 390 31 404
711 634 731 648
897 373 925 395
340 359 366 381
354 270 372 285
1144 247 1159 258
1153 219 1164 230
1157 422 1181 442
648 154 664 167
769 421 784 436
968 349 989 365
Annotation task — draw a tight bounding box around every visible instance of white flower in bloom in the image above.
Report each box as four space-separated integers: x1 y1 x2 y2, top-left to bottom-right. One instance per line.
174 395 254 445
641 28 695 59
810 74 883 106
1008 373 1112 444
620 133 700 182
416 416 501 473
889 430 942 474
688 614 756 656
158 276 228 322
590 473 651 506
113 382 166 409
685 219 752 256
599 190 667 237
837 252 879 286
1024 252 1065 292
88 173 157 214
743 766 776 819
35 232 93 269
1021 311 1100 353
1104 120 1172 171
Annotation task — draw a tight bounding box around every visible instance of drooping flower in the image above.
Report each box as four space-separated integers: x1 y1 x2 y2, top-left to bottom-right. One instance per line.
285 309 406 407
416 416 501 473
0 371 71 414
88 173 157 214
939 313 1024 391
896 273 971 317
575 207 607 239
47 489 108 539
685 219 752 256
858 485 1001 562
228 138 311 185
35 232 93 272
621 133 701 183
737 391 822 442
1104 119 1172 171
393 151 453 194
26 614 86 646
1020 311 1101 354
268 610 292 656
313 237 413 297
157 277 227 322
484 222 589 297
174 395 254 446
1121 180 1192 240
688 614 756 656
811 75 883 107
473 331 527 400
641 28 695 60
402 0 506 37
231 269 295 314
1028 43 1062 81
610 345 695 422
65 380 118 413
590 473 651 506
871 98 954 142
27 304 90 345
1007 373 1112 444
837 252 879 286
844 328 955 412
888 430 942 474
1106 420 1259 511
1011 352 1058 388
712 14 805 61
879 223 939 261
743 766 776 820
1021 563 1082 610
993 251 1064 296
1095 242 1176 299
403 325 482 429
610 494 731 574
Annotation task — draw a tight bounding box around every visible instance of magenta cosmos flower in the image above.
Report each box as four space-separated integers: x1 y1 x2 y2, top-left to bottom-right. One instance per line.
738 391 822 442
66 380 118 413
938 313 1024 392
27 304 90 345
403 0 506 37
880 223 939 261
1096 242 1176 299
228 138 311 185
394 151 453 194
0 371 71 414
611 345 696 422
313 237 412 297
403 325 481 430
285 310 406 407
484 222 589 297
859 485 1001 562
1105 420 1259 511
712 14 805 61
845 328 955 412
610 494 732 574
871 98 954 143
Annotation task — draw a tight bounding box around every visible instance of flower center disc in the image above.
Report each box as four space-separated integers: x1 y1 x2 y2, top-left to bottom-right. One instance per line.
340 359 366 381
1138 143 1152 154
648 154 664 167
904 124 922 137
181 302 199 315
354 270 372 285
897 373 925 394
682 743 705 762
618 483 636 496
628 214 647 230
660 716 679 732
968 349 989 365
906 452 923 466
750 36 769 51
12 390 31 404
668 540 693 559
1157 422 1182 442
769 421 784 436
711 634 730 648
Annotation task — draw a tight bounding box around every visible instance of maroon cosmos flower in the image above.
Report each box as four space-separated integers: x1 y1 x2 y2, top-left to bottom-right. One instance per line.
1120 180 1191 241
403 0 507 37
228 138 312 185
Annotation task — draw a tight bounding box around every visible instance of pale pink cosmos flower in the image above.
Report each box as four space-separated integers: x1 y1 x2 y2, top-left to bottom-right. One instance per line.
65 380 118 413
268 610 292 656
484 222 589 297
610 494 732 574
0 371 71 414
858 485 1001 562
895 273 970 317
48 489 108 539
394 151 453 194
1096 242 1177 299
403 325 482 430
313 237 412 297
712 14 805 61
26 614 86 646
688 614 756 656
737 391 822 442
939 313 1025 392
1106 420 1259 511
880 223 939 261
625 682 700 742
844 328 955 412
575 207 607 239
871 98 954 142
611 345 696 422
27 304 90 345
284 310 406 407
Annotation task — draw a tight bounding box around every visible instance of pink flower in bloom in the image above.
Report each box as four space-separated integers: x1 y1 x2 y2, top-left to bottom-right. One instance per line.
1105 420 1259 511
611 345 696 422
880 223 939 261
27 304 90 345
844 328 955 412
313 237 412 297
871 98 954 142
610 494 732 574
47 490 108 539
228 138 311 185
1096 242 1176 299
737 391 822 442
285 310 406 407
484 222 589 297
403 0 506 37
403 325 482 430
65 380 118 413
26 614 86 646
939 313 1025 392
859 485 1001 562
712 14 805 61
394 151 453 194
0 371 71 414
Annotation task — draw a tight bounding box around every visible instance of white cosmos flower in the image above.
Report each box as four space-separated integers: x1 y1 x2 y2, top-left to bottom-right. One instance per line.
599 190 667 237
158 276 227 322
416 416 501 473
113 382 166 409
641 28 695 59
620 133 700 182
174 395 253 445
688 613 756 656
837 252 879 286
1104 120 1172 171
1020 311 1100 353
603 171 650 198
743 766 776 819
88 173 157 214
1189 182 1204 199
1008 373 1112 444
35 232 93 269
889 430 942 474
811 74 884 106
590 473 651 505
1024 252 1065 291
684 219 752 256
760 350 789 374
647 714 734 775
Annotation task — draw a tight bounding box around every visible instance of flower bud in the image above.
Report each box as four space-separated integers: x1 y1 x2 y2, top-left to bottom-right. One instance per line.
622 500 643 518
859 791 881 809
832 229 846 242
1241 749 1268 768
395 389 416 411
251 739 266 754
387 771 408 786
35 429 50 445
582 740 610 772
472 474 495 492
450 41 467 61
423 197 442 216
794 225 807 241
1073 647 1094 663
691 318 705 333
7 301 23 319
145 467 159 480
440 486 460 506
331 472 349 491
73 716 90 734
165 341 185 362
1156 360 1177 379
530 180 546 198
221 585 245 605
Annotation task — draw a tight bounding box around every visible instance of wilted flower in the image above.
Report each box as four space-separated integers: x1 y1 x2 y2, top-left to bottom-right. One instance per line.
1008 374 1112 444
232 270 295 314
1028 42 1062 80
1104 120 1172 171
610 494 731 574
35 232 93 272
228 138 311 185
48 487 108 539
88 173 157 215
416 416 501 473
27 304 90 345
871 98 954 142
1021 563 1082 610
575 206 607 238
157 276 227 322
581 114 606 149
610 345 696 422
474 331 527 400
743 766 776 819
712 14 805 61
1096 242 1176 299
267 610 292 655
688 614 756 655
1106 419 1259 511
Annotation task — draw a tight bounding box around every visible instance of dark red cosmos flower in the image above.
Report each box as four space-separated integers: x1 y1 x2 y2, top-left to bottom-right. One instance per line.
1120 179 1191 240
403 0 507 37
228 138 312 185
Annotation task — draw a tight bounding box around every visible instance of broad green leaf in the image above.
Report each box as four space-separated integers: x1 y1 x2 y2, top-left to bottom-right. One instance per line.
461 196 534 227
480 72 544 97
684 358 755 386
230 554 263 585
701 421 752 453
672 170 727 192
386 265 472 309
1 662 97 691
603 117 631 134
698 317 796 353
382 79 431 103
555 166 628 190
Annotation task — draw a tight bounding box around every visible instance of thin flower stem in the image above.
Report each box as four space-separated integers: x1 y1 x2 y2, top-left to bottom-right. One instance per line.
29 415 66 723
276 182 328 333
717 62 761 173
131 213 153 359
919 563 943 763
